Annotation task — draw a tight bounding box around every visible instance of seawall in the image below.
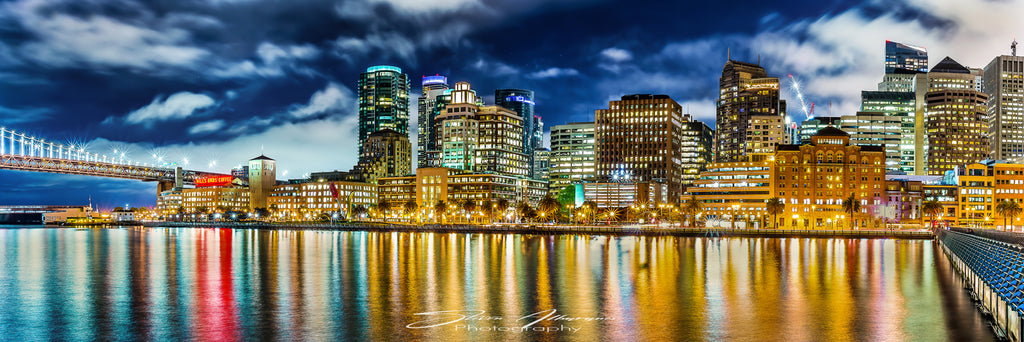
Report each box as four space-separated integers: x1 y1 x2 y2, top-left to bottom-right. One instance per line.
141 222 934 239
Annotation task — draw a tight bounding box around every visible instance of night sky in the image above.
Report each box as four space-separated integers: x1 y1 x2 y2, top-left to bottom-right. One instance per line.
0 0 1020 209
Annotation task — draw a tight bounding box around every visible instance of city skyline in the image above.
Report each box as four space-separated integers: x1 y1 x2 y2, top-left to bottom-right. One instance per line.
0 0 1022 207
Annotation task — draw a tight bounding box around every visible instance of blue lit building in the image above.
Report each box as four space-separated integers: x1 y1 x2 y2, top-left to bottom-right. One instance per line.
884 41 928 74
495 89 538 175
358 65 410 154
417 75 449 168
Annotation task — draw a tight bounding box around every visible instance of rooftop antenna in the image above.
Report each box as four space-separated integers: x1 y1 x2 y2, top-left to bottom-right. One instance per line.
727 48 731 61
757 54 761 65
1013 37 1018 56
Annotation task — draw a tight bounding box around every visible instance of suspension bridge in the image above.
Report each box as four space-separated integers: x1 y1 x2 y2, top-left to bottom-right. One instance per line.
0 126 229 193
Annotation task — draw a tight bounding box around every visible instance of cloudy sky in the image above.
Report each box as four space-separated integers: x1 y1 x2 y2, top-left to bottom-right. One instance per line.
0 0 1021 208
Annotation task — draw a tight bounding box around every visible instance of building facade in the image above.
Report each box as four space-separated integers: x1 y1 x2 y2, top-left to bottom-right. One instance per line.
549 122 596 193
925 89 990 176
861 91 916 173
798 117 841 144
772 127 887 229
685 155 773 228
532 148 550 182
377 168 547 220
595 94 705 201
716 59 787 162
494 89 537 159
583 182 668 209
352 129 412 184
417 75 449 168
182 186 250 214
358 65 410 154
840 111 903 173
744 115 786 156
247 155 276 210
884 40 928 74
984 55 1024 161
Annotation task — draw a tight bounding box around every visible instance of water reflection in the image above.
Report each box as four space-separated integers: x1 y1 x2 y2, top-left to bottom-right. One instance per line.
0 227 994 341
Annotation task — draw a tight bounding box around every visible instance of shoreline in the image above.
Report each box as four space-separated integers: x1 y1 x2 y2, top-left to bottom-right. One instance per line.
137 222 935 239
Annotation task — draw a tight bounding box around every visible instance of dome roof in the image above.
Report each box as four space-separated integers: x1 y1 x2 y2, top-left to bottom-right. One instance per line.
814 126 849 137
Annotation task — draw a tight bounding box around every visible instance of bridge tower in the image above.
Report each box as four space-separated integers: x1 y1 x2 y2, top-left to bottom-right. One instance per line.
156 167 184 195
248 155 276 210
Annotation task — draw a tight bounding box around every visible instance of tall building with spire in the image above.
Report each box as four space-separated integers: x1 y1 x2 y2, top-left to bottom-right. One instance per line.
984 46 1024 161
358 65 410 154
715 59 787 162
870 48 982 175
417 75 448 168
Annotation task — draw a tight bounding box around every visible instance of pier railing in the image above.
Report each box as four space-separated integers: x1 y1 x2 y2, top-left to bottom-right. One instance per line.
939 229 1024 341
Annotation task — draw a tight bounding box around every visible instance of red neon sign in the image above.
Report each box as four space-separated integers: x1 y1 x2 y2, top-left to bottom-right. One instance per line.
196 175 233 187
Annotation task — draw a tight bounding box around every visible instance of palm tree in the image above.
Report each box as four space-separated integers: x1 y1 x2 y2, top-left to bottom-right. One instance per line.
514 202 530 223
352 205 368 221
403 200 418 223
921 200 944 228
842 193 861 230
683 194 703 228
766 197 785 229
378 200 392 221
997 200 1022 230
495 198 510 223
602 207 620 224
433 200 447 224
480 199 494 224
581 201 598 224
269 204 279 220
196 206 210 221
538 195 559 223
462 199 477 223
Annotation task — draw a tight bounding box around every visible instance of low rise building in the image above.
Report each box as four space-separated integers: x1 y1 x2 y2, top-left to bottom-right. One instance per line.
157 189 183 217
182 186 250 214
582 182 668 209
378 167 546 221
772 127 887 229
685 154 773 228
882 177 923 226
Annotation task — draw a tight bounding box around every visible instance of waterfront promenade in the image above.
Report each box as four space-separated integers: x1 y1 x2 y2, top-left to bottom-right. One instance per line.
140 221 935 239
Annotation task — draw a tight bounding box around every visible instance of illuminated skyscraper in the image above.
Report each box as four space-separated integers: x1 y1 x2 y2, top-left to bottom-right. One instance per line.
872 53 981 175
861 91 915 173
984 54 1024 160
885 41 928 74
716 59 787 162
495 89 540 176
926 90 989 175
417 75 448 168
434 82 528 177
596 94 710 201
549 122 596 193
358 65 410 154
840 112 903 173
